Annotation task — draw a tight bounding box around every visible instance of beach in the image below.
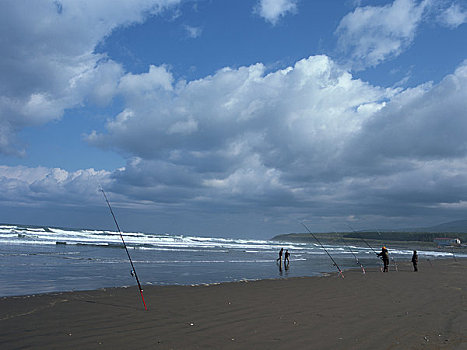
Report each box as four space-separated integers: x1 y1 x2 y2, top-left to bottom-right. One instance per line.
1 259 466 349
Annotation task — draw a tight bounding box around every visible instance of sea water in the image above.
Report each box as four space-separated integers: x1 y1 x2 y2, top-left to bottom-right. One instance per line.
0 224 463 297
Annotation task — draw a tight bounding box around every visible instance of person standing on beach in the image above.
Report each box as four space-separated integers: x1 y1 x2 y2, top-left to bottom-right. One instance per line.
277 248 283 264
377 246 389 272
411 250 418 272
284 249 290 265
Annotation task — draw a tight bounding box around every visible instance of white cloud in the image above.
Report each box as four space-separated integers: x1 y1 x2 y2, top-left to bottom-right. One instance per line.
0 0 181 156
119 65 174 96
4 55 467 233
346 61 467 164
184 24 203 38
0 165 111 206
88 55 394 206
438 3 467 28
3 0 467 233
254 0 298 25
82 56 467 228
336 0 429 69
167 118 198 135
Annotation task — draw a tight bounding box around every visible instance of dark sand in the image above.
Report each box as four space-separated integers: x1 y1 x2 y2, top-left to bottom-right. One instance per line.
1 259 466 349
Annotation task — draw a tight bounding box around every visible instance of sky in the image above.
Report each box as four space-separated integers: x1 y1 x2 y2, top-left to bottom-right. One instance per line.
1 0 467 238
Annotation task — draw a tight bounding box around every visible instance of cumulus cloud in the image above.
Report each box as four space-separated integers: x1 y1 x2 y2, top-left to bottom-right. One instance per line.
4 55 467 232
3 0 467 233
347 61 467 165
325 60 467 223
254 0 298 25
438 3 467 28
336 0 429 69
0 0 181 156
0 165 111 206
88 55 394 208
84 56 467 229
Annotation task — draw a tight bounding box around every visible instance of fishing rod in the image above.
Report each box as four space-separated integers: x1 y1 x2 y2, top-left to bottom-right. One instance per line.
391 256 398 272
376 229 398 272
341 238 366 274
347 225 378 254
301 222 344 278
347 225 384 272
451 247 457 262
101 188 148 311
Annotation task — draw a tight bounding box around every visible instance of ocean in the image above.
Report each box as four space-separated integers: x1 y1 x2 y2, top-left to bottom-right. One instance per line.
0 223 463 297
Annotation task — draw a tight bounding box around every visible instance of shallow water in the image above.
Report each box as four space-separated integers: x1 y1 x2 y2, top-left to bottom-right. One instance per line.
0 224 463 296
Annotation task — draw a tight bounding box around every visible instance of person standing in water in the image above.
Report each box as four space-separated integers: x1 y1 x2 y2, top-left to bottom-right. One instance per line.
411 250 418 272
276 248 283 264
284 249 290 266
377 246 389 272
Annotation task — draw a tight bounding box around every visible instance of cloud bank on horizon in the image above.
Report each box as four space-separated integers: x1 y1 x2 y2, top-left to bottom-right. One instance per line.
1 0 467 237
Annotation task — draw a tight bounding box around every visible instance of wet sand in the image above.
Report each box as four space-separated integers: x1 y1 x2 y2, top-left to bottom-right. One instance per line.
1 259 466 349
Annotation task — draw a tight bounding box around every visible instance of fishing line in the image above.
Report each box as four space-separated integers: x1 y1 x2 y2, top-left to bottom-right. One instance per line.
347 225 384 272
375 229 398 272
451 247 457 262
341 238 366 274
301 222 344 278
100 188 148 311
347 225 378 254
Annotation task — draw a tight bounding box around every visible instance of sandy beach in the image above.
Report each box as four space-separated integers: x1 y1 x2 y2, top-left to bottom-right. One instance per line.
1 259 466 349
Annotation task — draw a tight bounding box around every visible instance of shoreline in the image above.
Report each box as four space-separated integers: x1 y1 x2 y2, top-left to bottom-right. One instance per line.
1 252 459 299
1 258 466 349
0 268 344 300
0 256 461 298
0 264 395 300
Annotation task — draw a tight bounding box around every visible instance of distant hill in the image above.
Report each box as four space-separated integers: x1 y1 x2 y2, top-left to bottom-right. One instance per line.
404 219 467 233
271 219 467 243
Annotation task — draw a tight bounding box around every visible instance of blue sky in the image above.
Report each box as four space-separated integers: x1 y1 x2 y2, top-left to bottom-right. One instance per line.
1 0 467 238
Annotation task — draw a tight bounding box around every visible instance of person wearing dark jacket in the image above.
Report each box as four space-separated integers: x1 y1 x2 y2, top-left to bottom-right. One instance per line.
411 250 418 272
276 248 283 264
377 246 390 272
284 249 290 265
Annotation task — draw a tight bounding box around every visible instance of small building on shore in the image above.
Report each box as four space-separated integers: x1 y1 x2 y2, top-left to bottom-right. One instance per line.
434 237 461 247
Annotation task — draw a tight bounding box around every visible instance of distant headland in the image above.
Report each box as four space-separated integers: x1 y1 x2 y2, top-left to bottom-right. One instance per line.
271 219 467 248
